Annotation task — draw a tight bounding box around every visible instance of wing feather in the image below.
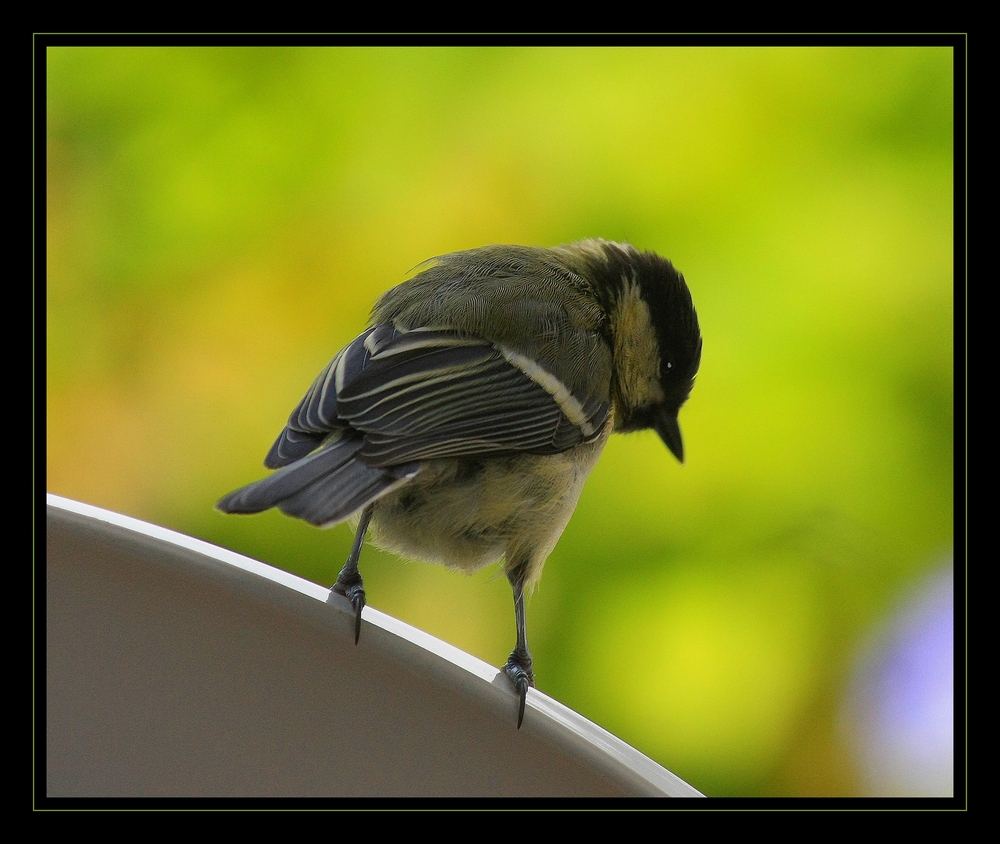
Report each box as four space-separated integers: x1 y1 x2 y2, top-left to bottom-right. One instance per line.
265 325 609 472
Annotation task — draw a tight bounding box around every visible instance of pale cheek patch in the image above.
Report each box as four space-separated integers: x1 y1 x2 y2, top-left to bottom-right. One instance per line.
613 279 664 410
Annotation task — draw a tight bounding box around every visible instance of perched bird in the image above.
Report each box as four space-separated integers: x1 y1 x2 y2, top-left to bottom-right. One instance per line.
217 239 702 727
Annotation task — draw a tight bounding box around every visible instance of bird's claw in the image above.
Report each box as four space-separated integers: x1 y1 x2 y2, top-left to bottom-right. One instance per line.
504 653 534 729
331 578 366 645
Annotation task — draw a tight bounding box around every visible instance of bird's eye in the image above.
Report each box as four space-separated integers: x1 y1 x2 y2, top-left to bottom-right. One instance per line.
665 361 673 370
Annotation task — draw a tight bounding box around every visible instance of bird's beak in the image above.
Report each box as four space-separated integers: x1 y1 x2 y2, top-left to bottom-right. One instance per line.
654 410 685 463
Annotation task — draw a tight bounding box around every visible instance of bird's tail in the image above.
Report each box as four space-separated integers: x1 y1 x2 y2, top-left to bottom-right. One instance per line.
216 436 420 528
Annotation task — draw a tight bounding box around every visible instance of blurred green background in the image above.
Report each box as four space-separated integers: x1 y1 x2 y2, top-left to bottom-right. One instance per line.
45 46 955 797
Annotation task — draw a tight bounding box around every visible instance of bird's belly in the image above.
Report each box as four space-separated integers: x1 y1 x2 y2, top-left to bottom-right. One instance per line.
368 439 607 577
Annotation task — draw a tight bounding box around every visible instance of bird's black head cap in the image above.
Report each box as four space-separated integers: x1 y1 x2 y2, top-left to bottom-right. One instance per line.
572 240 702 461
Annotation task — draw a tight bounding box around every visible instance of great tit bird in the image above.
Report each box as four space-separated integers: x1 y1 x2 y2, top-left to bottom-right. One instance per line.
217 239 702 727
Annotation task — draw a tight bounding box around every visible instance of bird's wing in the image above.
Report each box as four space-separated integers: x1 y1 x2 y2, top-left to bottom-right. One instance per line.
266 324 609 469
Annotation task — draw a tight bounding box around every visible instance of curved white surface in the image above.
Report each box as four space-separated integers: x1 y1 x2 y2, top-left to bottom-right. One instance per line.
45 493 703 798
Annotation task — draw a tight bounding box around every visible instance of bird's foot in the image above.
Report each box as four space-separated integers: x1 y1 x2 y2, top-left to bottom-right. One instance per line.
330 572 366 645
503 649 535 729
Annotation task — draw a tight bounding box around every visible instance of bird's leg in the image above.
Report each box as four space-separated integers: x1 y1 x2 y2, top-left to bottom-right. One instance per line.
329 504 373 645
503 562 535 729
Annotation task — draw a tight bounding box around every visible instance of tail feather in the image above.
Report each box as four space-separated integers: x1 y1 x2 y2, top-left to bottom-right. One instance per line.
276 457 419 526
218 437 419 526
